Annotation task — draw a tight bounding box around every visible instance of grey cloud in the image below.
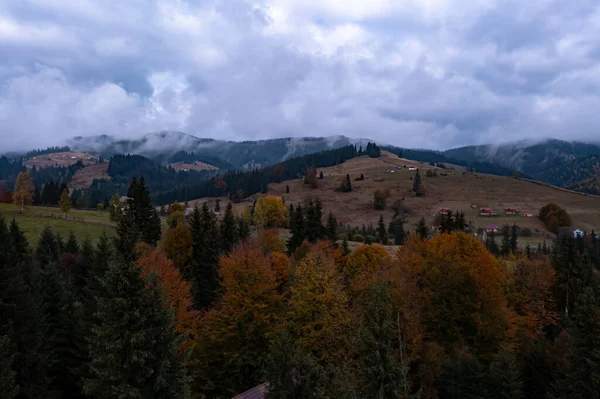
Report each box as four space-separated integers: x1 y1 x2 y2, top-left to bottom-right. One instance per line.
2 0 600 151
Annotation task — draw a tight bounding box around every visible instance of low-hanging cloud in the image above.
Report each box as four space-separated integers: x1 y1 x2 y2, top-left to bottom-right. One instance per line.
2 0 600 152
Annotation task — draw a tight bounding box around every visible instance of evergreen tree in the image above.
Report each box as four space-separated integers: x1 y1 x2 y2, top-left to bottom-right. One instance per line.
0 335 18 399
416 217 428 240
437 354 487 399
113 207 139 263
389 218 405 245
220 202 238 254
214 199 221 213
360 173 364 181
287 205 306 253
486 350 523 399
189 204 220 310
510 223 518 254
377 215 387 244
0 218 50 398
65 231 80 254
84 259 187 398
454 211 466 231
285 184 290 194
319 171 324 179
237 217 250 242
305 200 324 243
326 212 338 243
501 226 511 256
127 176 161 247
40 262 86 398
360 279 412 399
264 332 325 399
440 211 454 234
552 234 593 316
342 237 351 255
36 226 60 266
338 174 352 192
413 169 422 196
551 287 600 397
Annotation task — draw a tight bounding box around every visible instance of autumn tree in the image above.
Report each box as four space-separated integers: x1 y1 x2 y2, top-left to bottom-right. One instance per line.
373 189 388 210
59 188 72 218
345 244 392 296
396 232 510 354
286 245 352 362
254 196 288 229
135 249 200 350
162 224 194 278
196 244 283 397
13 171 33 212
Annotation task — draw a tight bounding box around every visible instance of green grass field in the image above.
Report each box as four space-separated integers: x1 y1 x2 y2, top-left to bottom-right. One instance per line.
0 203 116 245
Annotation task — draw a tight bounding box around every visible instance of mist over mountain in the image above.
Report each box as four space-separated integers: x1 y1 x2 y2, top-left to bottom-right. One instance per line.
67 131 373 169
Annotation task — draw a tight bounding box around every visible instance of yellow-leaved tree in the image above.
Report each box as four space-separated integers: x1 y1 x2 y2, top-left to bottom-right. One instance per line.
162 224 194 279
13 171 33 212
286 244 353 362
253 195 288 229
59 188 72 218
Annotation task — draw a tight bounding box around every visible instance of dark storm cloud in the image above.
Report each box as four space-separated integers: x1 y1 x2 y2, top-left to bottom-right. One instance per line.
2 0 600 151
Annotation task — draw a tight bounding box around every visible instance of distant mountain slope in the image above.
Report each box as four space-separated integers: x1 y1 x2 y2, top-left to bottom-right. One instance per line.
444 139 600 177
67 131 371 170
443 139 600 193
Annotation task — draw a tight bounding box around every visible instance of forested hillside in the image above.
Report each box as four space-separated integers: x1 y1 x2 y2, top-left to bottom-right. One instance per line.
2 172 599 399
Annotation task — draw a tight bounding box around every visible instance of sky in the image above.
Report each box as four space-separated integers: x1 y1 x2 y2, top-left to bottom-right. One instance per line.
1 0 600 151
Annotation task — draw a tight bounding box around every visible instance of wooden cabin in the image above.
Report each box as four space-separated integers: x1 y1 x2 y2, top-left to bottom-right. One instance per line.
504 207 519 215
480 207 493 216
439 207 452 215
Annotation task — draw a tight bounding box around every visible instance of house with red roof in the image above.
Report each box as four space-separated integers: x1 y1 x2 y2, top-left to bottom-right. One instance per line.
485 224 499 233
439 207 452 215
504 207 519 215
480 207 493 216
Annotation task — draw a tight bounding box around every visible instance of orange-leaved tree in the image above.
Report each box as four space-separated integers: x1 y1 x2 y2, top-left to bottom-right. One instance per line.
162 224 194 279
396 232 510 354
196 243 284 396
503 254 558 338
13 171 33 212
135 249 200 350
258 229 286 254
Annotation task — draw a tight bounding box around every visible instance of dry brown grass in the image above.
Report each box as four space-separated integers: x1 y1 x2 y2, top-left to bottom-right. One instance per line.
186 151 600 238
69 162 110 189
25 151 98 168
168 161 218 171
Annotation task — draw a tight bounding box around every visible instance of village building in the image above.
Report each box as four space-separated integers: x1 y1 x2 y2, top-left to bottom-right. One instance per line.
480 207 493 216
573 229 584 238
523 212 533 218
486 224 499 233
504 207 518 215
439 207 451 215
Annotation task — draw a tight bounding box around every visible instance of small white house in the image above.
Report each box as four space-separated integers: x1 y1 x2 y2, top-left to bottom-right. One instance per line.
573 229 584 238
